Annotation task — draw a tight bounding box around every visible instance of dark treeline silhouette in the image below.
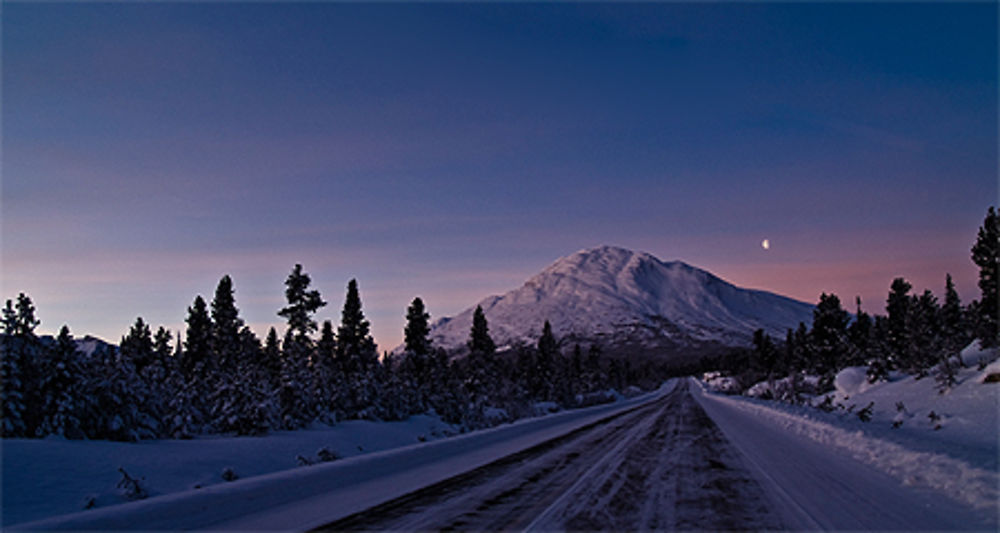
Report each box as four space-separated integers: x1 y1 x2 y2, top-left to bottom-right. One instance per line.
704 206 998 398
0 269 669 441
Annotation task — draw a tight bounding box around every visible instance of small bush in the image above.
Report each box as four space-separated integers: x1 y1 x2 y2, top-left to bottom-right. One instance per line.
82 494 98 510
116 468 147 501
221 467 238 482
817 395 835 412
857 402 874 422
317 447 340 462
296 454 314 467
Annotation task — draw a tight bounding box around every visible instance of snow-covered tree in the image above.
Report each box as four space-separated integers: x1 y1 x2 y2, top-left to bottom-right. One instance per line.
1 298 28 437
885 278 912 370
182 296 213 381
971 206 998 347
120 317 154 376
211 275 244 372
809 293 850 380
35 325 85 438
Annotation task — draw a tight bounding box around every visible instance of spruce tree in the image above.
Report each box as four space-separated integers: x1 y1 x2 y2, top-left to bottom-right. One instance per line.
885 278 912 369
534 320 558 400
120 317 154 375
467 305 495 357
211 275 244 372
9 294 42 436
971 206 999 347
336 279 378 418
941 274 968 358
36 325 85 438
1 298 27 436
336 279 376 372
279 264 327 340
848 297 872 368
908 290 942 377
262 327 283 391
183 296 213 380
404 297 432 357
810 293 850 382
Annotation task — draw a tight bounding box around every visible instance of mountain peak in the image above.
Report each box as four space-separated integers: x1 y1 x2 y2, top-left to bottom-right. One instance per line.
425 246 813 360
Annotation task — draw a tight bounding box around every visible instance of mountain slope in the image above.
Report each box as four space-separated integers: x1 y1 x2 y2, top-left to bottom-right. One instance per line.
428 246 813 356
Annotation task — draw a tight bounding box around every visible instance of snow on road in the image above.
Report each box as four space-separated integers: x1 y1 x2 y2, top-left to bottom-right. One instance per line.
693 380 997 530
321 379 782 531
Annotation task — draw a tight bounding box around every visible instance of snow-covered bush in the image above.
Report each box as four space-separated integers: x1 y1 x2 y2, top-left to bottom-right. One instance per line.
316 447 340 462
116 468 147 500
221 467 238 482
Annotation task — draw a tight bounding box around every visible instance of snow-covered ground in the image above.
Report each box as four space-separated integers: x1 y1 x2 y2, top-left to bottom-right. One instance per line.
4 389 663 530
2 414 455 527
5 344 997 531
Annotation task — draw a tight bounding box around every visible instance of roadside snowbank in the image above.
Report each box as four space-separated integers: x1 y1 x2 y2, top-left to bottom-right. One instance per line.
696 368 998 516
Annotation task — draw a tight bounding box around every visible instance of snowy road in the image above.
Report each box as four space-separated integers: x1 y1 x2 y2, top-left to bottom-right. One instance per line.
317 378 994 532
14 377 994 531
317 379 782 531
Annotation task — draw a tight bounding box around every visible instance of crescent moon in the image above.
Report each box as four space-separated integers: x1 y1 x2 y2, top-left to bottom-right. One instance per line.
762 239 770 250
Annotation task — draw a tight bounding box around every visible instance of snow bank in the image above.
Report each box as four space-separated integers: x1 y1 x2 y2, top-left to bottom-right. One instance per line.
698 383 998 514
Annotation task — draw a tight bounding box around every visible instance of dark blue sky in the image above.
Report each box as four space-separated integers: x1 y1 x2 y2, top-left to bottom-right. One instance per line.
3 3 996 348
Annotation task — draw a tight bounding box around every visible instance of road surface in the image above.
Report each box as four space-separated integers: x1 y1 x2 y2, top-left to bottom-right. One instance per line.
315 378 989 531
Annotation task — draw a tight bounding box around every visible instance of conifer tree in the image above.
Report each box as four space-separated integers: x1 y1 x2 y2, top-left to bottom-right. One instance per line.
885 278 912 369
971 206 998 347
908 290 942 376
467 305 495 357
336 279 378 418
941 274 967 357
751 328 778 378
120 317 154 375
183 296 213 380
36 325 85 438
279 264 327 341
336 279 376 373
1 298 27 437
7 294 42 436
313 320 339 418
534 320 558 400
211 275 244 372
810 293 850 382
262 327 283 390
848 297 872 367
404 297 432 357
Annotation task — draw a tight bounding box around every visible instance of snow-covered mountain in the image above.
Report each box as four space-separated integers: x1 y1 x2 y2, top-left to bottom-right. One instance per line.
429 246 813 357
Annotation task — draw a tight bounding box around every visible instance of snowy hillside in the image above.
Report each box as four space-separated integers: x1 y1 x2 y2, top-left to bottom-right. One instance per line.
427 246 813 356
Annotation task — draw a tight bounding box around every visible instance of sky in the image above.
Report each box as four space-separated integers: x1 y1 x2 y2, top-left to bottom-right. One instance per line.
2 2 997 350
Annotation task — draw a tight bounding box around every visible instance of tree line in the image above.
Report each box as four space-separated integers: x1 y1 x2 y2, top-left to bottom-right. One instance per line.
1 267 661 441
713 206 998 396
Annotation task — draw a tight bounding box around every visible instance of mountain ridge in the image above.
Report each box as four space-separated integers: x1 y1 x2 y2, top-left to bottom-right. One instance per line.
424 246 813 358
